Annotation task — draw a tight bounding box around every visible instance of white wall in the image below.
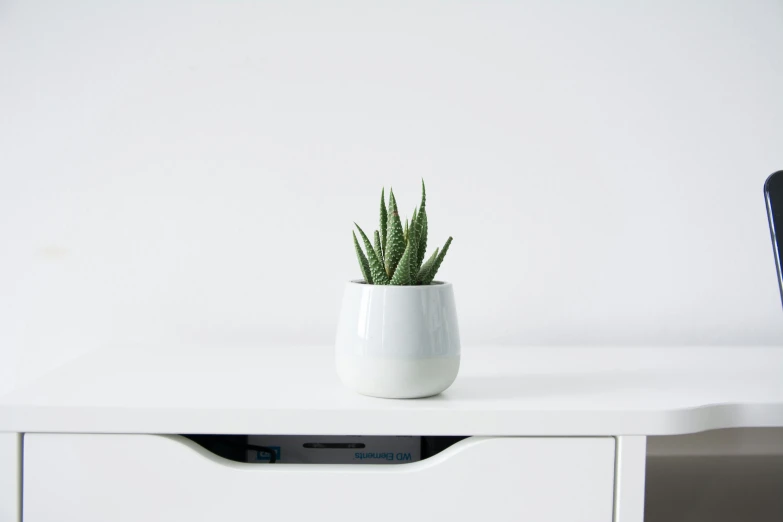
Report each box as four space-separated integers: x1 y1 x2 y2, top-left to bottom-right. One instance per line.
2 1 783 391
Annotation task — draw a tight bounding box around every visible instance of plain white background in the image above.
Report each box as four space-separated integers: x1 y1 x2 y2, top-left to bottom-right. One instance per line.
2 0 783 392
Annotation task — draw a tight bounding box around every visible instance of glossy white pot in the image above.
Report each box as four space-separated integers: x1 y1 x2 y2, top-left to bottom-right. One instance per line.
335 281 461 399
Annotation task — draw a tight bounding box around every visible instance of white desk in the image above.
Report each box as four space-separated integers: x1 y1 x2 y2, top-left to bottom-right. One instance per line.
2 345 782 522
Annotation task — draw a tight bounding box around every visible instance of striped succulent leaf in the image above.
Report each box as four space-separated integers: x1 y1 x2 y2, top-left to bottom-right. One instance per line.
416 247 438 284
384 189 406 277
413 180 428 272
420 237 452 285
390 238 414 285
355 224 390 285
407 208 419 279
415 207 428 270
353 231 373 284
379 188 387 258
373 230 384 267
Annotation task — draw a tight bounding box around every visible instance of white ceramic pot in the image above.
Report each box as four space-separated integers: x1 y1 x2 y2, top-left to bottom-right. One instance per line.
335 281 461 399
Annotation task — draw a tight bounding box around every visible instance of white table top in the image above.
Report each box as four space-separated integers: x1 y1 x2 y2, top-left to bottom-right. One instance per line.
1 345 782 436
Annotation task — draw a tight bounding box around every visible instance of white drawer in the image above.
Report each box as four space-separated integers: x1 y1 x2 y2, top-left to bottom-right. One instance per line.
24 434 615 522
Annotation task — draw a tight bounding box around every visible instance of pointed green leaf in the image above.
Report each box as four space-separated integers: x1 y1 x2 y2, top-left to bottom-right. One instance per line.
420 237 452 285
355 224 390 285
415 207 428 272
407 208 419 281
390 239 414 285
413 180 428 275
404 218 409 244
417 247 439 284
379 188 387 258
373 230 384 268
353 231 373 284
384 189 405 277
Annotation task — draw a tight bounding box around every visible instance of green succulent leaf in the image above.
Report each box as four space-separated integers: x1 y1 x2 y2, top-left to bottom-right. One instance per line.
353 231 373 284
415 207 428 271
355 224 390 285
373 229 384 268
407 209 419 279
379 188 387 258
417 247 438 284
420 237 452 285
404 218 409 244
390 238 414 285
384 189 406 277
412 180 428 274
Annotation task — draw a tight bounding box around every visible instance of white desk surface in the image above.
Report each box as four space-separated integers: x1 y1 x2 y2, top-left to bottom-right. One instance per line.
1 345 782 436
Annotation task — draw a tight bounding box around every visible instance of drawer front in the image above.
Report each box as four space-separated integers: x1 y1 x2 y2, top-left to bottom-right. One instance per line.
24 434 615 522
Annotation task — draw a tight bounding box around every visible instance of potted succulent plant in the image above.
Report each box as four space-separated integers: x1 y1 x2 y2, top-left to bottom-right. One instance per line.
335 181 460 398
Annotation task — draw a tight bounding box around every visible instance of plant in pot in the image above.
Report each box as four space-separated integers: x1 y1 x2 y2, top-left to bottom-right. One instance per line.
335 181 459 399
